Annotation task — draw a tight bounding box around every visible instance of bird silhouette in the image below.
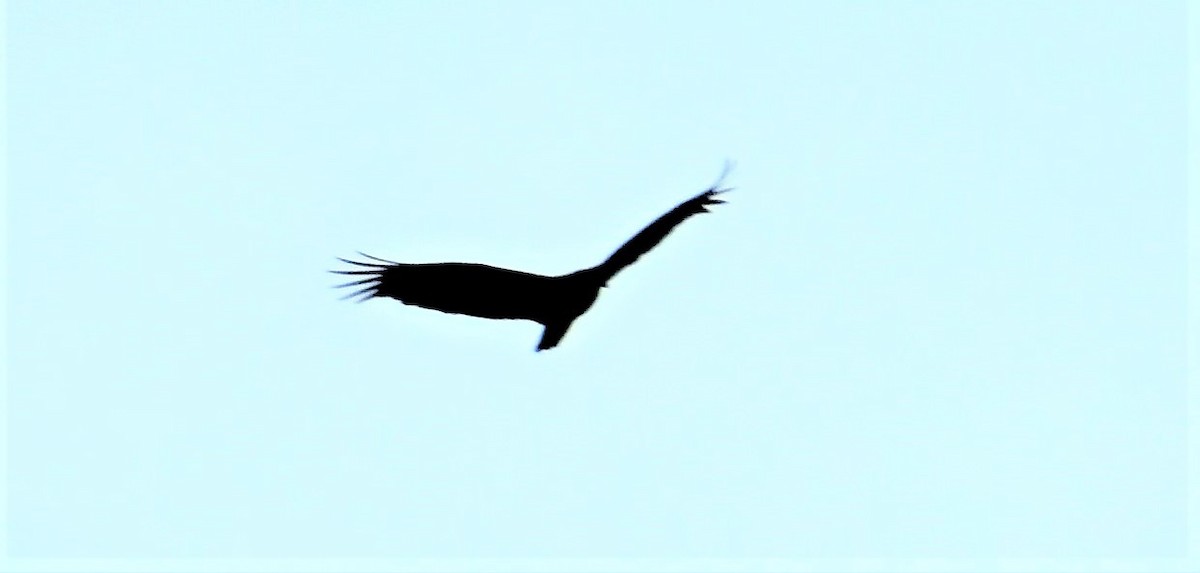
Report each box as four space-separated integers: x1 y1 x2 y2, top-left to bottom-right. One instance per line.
332 163 734 351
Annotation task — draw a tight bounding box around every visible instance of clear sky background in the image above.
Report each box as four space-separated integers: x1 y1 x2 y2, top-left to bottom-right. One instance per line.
5 0 1192 567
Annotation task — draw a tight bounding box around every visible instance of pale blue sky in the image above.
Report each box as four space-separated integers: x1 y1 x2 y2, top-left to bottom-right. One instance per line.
5 0 1191 567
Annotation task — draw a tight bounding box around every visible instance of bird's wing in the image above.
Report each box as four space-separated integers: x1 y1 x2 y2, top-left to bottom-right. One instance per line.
593 162 733 284
331 254 554 321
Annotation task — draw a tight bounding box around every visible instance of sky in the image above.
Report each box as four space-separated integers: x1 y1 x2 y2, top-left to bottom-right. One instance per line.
4 0 1194 570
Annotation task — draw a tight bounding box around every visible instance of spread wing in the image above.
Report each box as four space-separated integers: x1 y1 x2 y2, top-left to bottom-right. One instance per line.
593 162 733 284
331 253 555 321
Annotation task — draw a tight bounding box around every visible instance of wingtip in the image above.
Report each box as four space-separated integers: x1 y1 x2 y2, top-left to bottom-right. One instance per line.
357 251 400 265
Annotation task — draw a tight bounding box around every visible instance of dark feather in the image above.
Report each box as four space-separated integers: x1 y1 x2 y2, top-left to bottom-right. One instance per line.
592 161 733 284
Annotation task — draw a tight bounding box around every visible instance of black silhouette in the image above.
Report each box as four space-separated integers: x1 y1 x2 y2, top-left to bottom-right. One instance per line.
332 163 734 351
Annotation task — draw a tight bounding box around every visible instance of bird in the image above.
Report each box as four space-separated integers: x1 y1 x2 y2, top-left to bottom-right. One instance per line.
332 163 734 351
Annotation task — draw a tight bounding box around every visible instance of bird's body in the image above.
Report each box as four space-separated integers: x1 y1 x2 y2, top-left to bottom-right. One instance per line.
333 164 733 351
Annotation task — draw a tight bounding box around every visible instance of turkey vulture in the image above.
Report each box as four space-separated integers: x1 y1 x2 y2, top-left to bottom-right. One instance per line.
332 163 734 351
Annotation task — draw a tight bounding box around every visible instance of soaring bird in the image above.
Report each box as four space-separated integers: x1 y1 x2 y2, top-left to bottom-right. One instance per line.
332 164 733 351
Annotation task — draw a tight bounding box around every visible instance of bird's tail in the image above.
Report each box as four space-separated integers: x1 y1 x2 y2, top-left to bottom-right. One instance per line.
536 321 573 352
